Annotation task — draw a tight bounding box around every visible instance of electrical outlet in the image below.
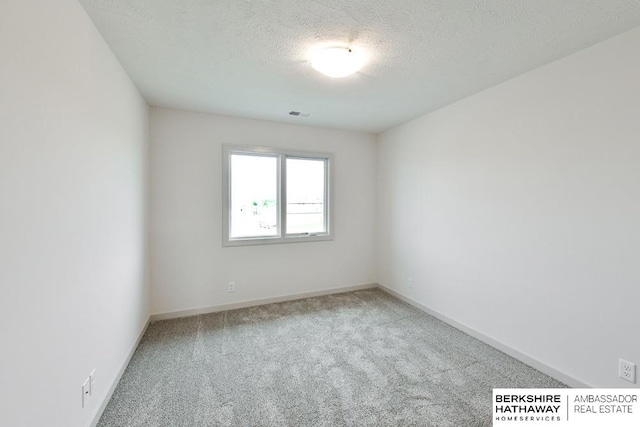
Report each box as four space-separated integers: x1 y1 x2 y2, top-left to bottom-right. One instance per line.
82 378 90 408
89 369 96 396
407 277 414 289
619 359 636 383
228 281 236 293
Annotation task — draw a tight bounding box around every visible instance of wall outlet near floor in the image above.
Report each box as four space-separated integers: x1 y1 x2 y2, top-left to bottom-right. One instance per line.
407 277 414 289
228 281 236 293
619 359 636 383
82 377 90 408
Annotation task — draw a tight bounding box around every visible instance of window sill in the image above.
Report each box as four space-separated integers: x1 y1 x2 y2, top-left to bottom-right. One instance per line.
223 234 333 247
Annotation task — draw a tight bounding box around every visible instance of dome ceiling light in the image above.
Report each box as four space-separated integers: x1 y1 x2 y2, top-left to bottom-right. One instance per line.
310 46 365 78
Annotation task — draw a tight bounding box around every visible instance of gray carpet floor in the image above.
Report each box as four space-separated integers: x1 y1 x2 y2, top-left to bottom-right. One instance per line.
98 288 565 426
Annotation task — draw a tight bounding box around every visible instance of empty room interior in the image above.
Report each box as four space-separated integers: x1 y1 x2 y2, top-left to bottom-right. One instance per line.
2 1 640 426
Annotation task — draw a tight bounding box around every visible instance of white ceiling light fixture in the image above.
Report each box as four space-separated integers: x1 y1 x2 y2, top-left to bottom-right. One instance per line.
310 46 365 78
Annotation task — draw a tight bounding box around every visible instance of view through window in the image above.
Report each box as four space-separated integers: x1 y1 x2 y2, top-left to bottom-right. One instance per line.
224 146 332 245
286 158 326 235
230 154 278 238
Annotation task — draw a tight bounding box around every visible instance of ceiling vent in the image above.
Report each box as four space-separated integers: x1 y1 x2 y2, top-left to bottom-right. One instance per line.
289 111 311 118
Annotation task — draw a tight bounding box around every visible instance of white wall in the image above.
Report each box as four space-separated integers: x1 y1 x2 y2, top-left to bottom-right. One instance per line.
0 1 149 426
149 108 376 314
377 27 640 388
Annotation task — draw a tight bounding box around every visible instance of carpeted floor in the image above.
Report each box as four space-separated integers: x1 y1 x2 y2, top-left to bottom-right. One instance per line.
98 288 565 426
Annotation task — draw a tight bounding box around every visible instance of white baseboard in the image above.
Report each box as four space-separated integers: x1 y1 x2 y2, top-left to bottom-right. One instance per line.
90 316 151 427
150 283 378 322
376 283 590 388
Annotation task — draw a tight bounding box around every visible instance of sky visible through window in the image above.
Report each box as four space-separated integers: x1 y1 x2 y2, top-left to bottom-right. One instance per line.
230 154 278 238
286 158 325 234
230 154 325 238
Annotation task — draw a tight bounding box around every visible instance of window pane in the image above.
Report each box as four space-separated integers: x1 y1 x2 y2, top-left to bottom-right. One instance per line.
286 158 326 234
230 154 278 238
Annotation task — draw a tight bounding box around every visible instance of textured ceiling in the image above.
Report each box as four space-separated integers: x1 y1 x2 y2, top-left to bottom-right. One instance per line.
77 0 640 133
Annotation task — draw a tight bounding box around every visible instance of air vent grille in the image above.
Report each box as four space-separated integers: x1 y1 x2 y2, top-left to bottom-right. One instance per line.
289 111 311 118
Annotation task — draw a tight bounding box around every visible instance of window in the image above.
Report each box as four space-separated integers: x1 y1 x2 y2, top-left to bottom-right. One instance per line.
223 145 333 246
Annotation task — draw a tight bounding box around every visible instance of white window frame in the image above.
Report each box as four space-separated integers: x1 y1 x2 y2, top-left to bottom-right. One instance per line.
223 145 334 246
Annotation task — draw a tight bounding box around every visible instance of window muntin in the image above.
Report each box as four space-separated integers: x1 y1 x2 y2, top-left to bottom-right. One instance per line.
223 146 332 246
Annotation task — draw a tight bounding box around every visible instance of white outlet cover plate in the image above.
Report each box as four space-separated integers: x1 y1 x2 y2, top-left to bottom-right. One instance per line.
619 359 636 383
82 378 90 407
